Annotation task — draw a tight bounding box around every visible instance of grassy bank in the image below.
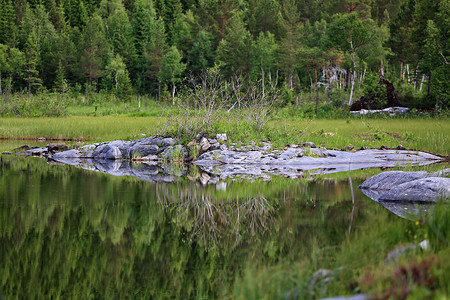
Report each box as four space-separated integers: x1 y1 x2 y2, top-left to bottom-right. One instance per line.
1 115 448 156
232 200 450 299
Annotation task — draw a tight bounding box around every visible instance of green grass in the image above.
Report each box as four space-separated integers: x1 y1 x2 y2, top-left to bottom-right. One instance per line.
232 202 450 299
0 105 449 156
0 116 160 142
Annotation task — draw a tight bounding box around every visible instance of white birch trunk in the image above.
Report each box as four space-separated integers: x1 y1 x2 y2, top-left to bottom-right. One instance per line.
419 74 425 91
172 83 176 105
348 40 357 106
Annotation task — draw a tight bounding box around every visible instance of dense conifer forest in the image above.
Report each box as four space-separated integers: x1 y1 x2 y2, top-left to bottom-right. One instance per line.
0 0 448 109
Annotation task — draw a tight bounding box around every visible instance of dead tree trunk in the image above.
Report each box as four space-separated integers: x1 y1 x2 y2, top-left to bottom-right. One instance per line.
378 70 401 107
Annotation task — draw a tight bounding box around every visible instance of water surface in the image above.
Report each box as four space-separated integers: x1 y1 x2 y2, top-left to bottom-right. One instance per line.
0 155 444 298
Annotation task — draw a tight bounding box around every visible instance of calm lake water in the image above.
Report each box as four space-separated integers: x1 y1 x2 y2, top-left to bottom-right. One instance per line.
0 154 446 298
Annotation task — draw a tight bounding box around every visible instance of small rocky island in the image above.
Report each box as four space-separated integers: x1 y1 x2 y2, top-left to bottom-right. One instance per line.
6 134 447 184
5 135 449 220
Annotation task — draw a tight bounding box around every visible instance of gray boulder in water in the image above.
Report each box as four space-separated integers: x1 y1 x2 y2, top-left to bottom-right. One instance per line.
358 171 429 191
379 177 450 202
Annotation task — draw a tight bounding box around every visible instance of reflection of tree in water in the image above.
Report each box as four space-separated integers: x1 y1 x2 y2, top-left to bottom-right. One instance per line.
0 156 375 299
157 184 276 248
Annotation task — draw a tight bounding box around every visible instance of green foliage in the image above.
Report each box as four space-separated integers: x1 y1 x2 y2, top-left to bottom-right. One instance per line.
0 0 446 113
0 92 69 117
158 46 186 86
362 72 387 108
430 65 449 109
188 30 214 74
216 13 253 77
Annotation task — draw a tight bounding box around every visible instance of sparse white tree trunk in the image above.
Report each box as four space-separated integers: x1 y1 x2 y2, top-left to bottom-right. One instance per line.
172 83 176 105
419 74 425 91
348 40 357 106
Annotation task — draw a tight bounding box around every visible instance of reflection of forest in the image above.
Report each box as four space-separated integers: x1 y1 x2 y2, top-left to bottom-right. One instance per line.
0 156 385 298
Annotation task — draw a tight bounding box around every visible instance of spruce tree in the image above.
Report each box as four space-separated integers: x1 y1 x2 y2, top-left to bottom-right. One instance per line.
277 0 302 90
145 17 167 99
0 0 16 45
80 14 108 88
25 29 42 97
216 13 253 78
188 31 214 75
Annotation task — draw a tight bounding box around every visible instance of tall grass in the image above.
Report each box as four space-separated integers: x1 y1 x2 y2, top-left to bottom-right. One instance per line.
0 98 449 155
232 202 450 299
0 116 160 142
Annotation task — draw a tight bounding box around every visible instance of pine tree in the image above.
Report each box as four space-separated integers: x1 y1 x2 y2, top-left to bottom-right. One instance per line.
0 43 7 94
0 0 16 45
327 12 376 105
55 60 69 94
188 31 215 74
106 6 136 68
145 17 167 99
195 0 239 42
387 0 417 80
25 29 42 97
216 13 253 78
131 0 157 56
172 10 199 58
277 0 302 90
247 0 282 37
80 14 108 87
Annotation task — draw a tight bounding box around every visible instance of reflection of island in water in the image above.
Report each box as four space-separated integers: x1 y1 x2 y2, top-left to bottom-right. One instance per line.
50 155 446 222
359 182 437 221
50 154 445 184
1 155 391 298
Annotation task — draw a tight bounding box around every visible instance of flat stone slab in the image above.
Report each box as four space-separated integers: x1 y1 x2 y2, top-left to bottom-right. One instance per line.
194 148 443 178
195 149 442 166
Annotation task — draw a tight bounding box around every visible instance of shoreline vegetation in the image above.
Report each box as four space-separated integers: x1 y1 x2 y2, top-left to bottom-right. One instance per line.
1 110 449 157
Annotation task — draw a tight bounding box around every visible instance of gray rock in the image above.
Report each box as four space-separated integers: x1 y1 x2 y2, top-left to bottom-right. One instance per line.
141 154 159 161
103 145 123 160
359 171 429 191
26 148 48 155
210 142 220 151
129 144 159 158
94 141 134 159
161 145 187 162
379 177 450 202
136 136 163 145
47 143 68 152
377 201 434 220
318 295 368 300
302 142 316 148
432 168 450 177
385 240 429 263
53 149 82 159
200 137 211 152
161 137 176 146
216 133 227 143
